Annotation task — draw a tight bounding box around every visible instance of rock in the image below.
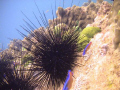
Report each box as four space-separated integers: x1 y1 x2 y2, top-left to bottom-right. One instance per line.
49 3 100 30
100 44 109 56
87 1 112 30
97 0 104 4
97 1 112 16
112 0 120 16
113 28 120 49
86 2 99 21
83 2 89 6
82 0 91 6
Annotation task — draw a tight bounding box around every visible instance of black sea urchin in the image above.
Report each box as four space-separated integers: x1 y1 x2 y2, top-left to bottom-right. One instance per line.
0 52 36 90
17 0 82 90
21 23 80 90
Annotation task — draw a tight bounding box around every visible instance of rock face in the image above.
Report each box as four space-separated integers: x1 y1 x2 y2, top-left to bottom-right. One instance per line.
86 2 99 20
107 0 120 50
49 6 87 29
112 0 120 16
82 0 91 6
69 0 120 90
113 28 120 49
87 1 112 30
70 0 120 90
97 0 104 4
97 1 112 16
49 2 100 29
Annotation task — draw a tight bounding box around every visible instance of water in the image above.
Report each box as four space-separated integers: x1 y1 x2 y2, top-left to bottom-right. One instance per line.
0 0 115 89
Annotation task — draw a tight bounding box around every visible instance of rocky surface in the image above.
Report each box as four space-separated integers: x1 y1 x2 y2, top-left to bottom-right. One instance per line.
49 2 100 30
70 0 120 90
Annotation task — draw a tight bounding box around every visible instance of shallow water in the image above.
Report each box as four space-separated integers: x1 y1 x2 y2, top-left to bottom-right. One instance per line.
0 0 116 90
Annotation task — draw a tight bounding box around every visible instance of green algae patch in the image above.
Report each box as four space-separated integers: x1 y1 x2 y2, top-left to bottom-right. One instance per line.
77 27 101 51
80 27 101 38
118 10 120 15
77 35 90 51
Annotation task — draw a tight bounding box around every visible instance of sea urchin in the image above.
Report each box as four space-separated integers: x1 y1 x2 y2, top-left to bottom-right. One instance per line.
17 0 82 89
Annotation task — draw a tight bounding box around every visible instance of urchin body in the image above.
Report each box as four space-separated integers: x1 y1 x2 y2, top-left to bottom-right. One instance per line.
22 26 80 89
0 60 35 90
